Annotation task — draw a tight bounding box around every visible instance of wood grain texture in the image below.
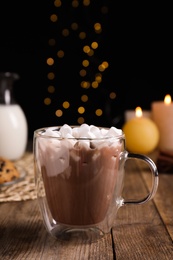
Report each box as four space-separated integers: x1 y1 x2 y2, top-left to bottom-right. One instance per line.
0 200 115 259
0 152 173 259
113 160 173 259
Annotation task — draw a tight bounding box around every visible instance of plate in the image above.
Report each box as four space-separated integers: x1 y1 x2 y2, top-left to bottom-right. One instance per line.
0 167 26 188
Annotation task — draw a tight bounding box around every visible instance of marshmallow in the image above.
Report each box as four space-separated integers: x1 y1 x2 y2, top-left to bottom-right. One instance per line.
36 124 123 177
40 124 123 139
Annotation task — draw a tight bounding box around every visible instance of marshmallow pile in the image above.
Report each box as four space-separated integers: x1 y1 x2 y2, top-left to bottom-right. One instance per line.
40 124 123 139
36 124 123 176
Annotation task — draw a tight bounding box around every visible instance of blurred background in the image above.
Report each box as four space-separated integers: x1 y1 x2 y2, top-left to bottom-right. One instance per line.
0 0 173 140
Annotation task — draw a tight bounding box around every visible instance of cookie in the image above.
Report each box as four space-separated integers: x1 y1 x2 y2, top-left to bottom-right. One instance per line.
0 157 20 184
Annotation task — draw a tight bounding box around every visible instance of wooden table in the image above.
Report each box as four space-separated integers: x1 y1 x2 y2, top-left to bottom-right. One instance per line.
0 151 173 259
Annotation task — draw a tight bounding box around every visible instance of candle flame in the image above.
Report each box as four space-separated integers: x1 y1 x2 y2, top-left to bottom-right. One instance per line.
135 106 143 118
164 94 172 105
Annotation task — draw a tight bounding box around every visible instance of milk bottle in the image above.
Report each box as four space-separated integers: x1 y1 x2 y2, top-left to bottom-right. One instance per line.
0 72 28 160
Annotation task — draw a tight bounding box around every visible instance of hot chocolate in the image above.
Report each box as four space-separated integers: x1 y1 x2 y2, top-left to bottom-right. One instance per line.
34 124 159 241
36 124 124 226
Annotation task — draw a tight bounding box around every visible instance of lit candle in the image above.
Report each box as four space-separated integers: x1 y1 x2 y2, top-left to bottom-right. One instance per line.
123 107 160 154
125 108 151 122
151 94 173 151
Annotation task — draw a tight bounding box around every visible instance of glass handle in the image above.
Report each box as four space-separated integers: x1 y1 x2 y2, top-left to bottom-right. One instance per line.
123 153 159 205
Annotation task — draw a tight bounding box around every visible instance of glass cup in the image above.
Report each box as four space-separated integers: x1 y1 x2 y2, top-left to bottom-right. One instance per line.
33 126 159 242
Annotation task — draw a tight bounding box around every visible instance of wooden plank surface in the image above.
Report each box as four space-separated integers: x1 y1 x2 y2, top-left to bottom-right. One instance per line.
0 153 173 259
143 171 173 240
0 201 115 259
113 160 173 259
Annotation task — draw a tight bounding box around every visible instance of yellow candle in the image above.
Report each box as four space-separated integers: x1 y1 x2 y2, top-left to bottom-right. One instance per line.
151 94 173 151
123 107 159 154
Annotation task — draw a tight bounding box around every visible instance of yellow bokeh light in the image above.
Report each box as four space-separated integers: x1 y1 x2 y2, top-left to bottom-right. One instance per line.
62 29 70 37
54 0 62 8
83 0 90 7
71 22 78 30
48 85 55 93
77 117 85 124
81 81 90 89
78 106 85 114
91 81 99 89
87 49 94 56
47 72 55 80
55 109 63 117
57 50 64 58
72 0 79 8
50 14 58 22
98 64 105 72
94 23 102 33
62 101 70 109
79 32 86 39
95 109 102 116
46 2 110 123
83 45 90 53
47 58 54 66
79 69 87 77
94 23 101 30
95 74 102 83
109 92 116 99
81 95 88 102
102 61 109 69
82 60 89 67
44 98 51 105
91 41 98 49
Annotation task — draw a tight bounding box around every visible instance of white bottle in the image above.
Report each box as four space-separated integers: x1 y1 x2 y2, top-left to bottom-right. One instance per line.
0 72 28 160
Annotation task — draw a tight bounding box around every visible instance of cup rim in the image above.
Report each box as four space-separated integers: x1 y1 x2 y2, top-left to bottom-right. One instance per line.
34 125 125 140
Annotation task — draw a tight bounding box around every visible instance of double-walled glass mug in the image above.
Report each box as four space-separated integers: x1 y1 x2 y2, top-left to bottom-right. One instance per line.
33 124 159 242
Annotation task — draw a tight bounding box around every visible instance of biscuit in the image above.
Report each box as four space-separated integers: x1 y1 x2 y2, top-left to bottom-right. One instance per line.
0 157 20 184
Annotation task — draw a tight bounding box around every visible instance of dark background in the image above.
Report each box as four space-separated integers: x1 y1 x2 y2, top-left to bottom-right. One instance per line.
0 1 173 140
